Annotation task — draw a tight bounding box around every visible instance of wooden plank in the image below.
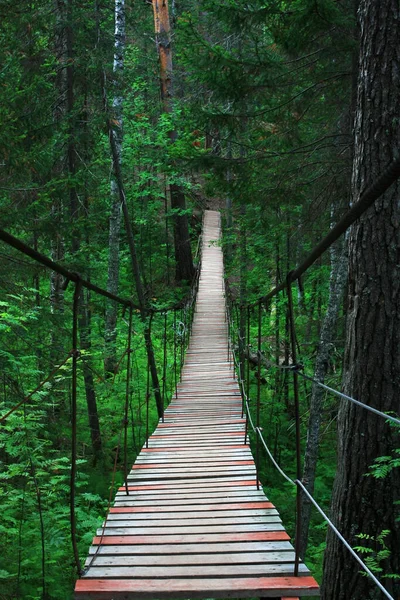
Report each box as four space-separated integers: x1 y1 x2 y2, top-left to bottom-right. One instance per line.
120 479 260 490
104 515 280 526
87 541 295 555
131 461 254 469
115 490 267 499
84 551 297 567
96 523 284 535
107 507 278 521
83 564 310 578
91 532 290 545
110 502 274 511
75 576 320 598
113 498 269 508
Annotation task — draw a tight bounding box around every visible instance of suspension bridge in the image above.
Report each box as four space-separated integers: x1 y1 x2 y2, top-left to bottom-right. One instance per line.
2 154 400 599
74 211 319 599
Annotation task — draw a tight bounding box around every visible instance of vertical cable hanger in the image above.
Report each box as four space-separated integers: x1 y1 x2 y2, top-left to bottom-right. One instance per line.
123 305 133 496
70 278 82 576
256 301 262 490
286 272 302 576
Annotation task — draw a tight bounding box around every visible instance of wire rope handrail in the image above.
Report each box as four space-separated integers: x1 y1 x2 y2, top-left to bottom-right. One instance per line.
0 227 202 315
240 354 400 427
297 371 400 427
242 153 400 309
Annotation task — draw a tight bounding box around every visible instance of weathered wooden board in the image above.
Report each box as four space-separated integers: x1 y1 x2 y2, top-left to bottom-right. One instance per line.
103 515 280 526
84 550 297 567
82 564 310 578
96 522 284 535
87 541 295 556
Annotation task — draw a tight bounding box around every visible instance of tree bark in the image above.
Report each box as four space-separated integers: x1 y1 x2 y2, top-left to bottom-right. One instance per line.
322 2 400 598
104 0 125 377
151 0 194 282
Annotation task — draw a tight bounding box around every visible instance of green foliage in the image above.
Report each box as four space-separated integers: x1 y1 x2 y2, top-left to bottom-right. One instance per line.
354 531 400 580
368 450 400 480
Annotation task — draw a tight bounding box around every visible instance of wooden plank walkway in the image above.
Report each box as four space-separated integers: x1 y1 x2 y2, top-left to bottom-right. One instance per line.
75 211 319 599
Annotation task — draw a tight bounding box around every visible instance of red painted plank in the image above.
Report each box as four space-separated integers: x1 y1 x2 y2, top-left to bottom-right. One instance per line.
141 445 250 452
75 576 319 596
92 531 289 545
150 432 243 438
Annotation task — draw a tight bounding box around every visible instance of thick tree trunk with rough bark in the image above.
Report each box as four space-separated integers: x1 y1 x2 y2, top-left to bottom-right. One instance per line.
322 2 400 598
104 0 125 377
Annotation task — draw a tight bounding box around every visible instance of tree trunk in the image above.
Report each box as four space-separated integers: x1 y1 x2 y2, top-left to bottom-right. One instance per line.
238 203 247 385
50 0 67 364
108 119 164 420
151 0 194 282
66 0 102 458
170 183 194 281
225 142 233 260
322 2 400 598
79 290 102 460
104 0 125 377
299 234 347 558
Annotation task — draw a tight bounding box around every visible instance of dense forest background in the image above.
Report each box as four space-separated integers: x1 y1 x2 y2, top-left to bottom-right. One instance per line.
0 0 399 599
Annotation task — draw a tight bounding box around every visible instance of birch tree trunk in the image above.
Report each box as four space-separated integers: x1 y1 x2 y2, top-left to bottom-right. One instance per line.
151 0 194 282
322 1 400 597
104 0 125 377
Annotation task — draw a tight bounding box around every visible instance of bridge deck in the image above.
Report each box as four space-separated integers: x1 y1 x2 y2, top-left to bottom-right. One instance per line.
75 210 319 599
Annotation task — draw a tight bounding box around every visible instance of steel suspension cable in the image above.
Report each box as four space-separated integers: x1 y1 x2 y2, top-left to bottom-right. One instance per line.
246 306 251 400
296 480 395 600
0 228 139 309
245 153 400 309
162 312 168 411
29 458 46 600
298 371 400 426
124 306 133 496
0 351 73 423
83 420 126 575
286 275 302 576
173 310 177 398
256 303 262 490
146 354 150 448
70 279 82 577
